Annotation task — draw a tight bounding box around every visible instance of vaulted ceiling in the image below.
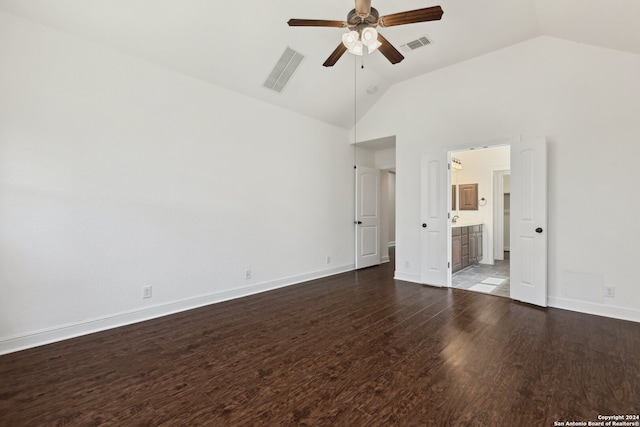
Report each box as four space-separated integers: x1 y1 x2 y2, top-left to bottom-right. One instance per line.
0 0 638 129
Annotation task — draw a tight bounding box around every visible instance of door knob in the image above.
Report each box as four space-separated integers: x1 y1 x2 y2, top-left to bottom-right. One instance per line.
422 223 427 228
535 227 543 233
355 221 362 225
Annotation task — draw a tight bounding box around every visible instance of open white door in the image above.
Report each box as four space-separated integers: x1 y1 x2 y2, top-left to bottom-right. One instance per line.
510 137 547 306
355 166 381 269
420 152 449 287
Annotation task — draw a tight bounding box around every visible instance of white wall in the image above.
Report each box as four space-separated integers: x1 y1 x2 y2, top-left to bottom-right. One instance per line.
374 148 396 170
0 12 354 353
354 146 375 168
356 36 640 322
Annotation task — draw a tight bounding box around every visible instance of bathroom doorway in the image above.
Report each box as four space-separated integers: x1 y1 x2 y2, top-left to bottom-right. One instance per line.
449 146 510 297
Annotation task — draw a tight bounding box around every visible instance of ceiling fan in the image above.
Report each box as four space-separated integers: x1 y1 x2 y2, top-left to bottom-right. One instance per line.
288 0 443 67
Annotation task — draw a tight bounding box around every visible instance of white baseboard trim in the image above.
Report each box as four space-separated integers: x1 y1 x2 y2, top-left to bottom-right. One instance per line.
0 263 355 355
548 296 640 323
388 241 396 247
381 255 390 263
394 271 421 283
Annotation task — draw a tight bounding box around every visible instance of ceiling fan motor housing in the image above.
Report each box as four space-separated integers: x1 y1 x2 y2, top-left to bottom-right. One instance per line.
347 7 379 28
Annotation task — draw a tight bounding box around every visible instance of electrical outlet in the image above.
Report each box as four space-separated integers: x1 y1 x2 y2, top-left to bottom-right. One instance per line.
604 286 615 298
245 269 252 280
143 285 152 299
326 256 331 264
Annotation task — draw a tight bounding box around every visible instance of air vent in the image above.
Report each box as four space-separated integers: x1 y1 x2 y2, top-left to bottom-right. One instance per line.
400 36 431 52
263 47 305 93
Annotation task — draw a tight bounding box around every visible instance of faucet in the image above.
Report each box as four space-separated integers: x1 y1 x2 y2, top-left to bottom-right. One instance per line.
452 215 459 224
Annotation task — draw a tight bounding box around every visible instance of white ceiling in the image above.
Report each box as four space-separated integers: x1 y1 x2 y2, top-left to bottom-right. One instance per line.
1 0 638 129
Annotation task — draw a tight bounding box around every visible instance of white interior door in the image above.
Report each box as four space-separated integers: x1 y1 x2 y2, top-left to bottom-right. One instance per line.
420 152 449 287
355 166 381 269
510 137 547 306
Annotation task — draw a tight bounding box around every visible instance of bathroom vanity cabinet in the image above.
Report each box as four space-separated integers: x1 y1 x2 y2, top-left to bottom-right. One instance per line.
452 224 483 273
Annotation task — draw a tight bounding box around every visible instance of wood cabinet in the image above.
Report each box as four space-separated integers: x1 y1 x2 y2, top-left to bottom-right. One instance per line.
452 224 483 273
476 225 483 261
461 227 469 269
469 231 477 263
459 184 478 210
452 228 462 272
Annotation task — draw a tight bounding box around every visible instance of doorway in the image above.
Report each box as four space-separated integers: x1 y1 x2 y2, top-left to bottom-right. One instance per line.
353 137 396 269
421 137 547 306
449 146 511 297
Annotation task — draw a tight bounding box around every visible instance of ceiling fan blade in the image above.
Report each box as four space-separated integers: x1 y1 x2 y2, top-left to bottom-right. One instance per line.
377 33 404 64
379 6 443 27
355 0 372 15
288 19 347 28
323 43 348 67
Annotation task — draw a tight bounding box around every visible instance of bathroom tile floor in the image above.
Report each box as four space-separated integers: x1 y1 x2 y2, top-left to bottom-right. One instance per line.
452 259 510 298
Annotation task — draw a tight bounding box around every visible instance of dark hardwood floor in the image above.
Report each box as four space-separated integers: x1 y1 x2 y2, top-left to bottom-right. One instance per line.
1 256 639 426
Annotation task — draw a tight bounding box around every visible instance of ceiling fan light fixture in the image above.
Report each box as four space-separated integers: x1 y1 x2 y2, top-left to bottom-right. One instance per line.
361 27 378 46
367 39 382 53
342 31 359 49
349 40 364 56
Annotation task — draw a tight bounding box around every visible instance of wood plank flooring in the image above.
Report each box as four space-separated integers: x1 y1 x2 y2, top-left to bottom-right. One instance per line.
1 258 639 426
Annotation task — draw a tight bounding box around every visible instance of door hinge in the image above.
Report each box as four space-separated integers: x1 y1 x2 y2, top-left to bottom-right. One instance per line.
448 163 451 170
448 212 450 219
448 262 450 268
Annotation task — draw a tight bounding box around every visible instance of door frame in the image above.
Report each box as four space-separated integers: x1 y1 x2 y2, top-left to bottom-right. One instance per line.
352 138 397 269
378 169 396 264
440 136 547 306
493 169 510 261
445 137 517 290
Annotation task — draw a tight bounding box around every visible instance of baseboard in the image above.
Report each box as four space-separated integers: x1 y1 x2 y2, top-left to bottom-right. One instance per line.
548 296 640 323
381 255 390 263
388 241 396 247
0 263 355 355
394 271 421 284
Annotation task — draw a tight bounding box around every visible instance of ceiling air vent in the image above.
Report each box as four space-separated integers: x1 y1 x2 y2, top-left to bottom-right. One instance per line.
263 47 305 93
400 36 431 52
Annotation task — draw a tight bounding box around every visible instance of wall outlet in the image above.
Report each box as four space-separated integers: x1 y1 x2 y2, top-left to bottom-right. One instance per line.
326 256 331 264
245 269 251 280
143 285 152 299
604 285 615 298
